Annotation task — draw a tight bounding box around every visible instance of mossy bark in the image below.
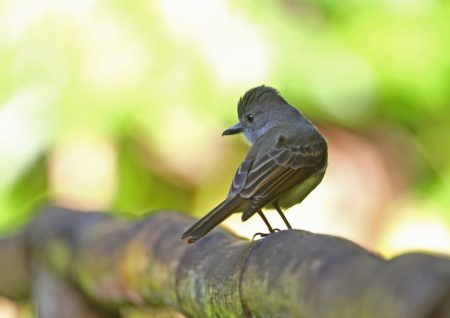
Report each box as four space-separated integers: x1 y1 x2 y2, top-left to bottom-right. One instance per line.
0 206 449 317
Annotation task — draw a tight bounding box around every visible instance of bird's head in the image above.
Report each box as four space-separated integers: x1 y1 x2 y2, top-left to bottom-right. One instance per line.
222 85 301 144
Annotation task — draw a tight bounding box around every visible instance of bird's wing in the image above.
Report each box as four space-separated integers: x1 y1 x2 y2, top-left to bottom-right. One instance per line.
229 128 326 217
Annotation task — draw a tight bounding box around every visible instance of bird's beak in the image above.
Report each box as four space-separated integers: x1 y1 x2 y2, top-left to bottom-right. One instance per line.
222 123 243 136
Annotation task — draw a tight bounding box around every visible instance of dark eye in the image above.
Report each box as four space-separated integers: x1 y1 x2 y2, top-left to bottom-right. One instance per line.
246 114 254 123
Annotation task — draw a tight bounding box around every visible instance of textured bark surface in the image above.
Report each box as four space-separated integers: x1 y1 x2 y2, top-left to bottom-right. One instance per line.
0 206 449 317
0 234 29 300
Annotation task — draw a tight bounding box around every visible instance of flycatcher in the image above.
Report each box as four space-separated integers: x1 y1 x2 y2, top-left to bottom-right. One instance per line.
182 85 327 243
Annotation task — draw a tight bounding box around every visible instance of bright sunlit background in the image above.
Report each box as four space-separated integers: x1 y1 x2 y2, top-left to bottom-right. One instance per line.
0 0 450 315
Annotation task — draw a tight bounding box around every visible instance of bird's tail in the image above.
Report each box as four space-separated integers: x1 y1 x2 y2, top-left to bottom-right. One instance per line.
181 196 242 243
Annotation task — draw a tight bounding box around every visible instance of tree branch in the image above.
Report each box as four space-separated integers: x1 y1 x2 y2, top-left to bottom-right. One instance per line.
0 206 449 317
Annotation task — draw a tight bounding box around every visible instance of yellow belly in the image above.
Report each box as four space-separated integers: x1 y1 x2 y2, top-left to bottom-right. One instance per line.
274 168 326 209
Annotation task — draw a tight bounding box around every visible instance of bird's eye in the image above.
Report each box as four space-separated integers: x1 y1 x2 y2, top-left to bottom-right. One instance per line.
246 114 254 123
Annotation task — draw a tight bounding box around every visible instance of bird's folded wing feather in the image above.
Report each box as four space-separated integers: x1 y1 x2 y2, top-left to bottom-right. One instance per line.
229 131 326 208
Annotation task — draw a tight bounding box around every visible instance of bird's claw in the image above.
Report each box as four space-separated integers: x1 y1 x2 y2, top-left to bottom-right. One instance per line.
252 228 283 241
252 232 270 241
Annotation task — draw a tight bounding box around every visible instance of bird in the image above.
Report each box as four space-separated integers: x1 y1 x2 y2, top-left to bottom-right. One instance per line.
181 85 327 243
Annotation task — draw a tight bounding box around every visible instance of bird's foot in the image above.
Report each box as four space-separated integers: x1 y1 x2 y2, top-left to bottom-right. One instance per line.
252 228 283 241
252 232 270 241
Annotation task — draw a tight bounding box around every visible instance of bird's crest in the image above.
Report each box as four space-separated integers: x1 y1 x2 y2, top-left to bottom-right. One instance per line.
238 85 286 115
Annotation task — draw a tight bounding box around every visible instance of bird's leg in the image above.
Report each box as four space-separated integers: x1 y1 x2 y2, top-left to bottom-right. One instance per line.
252 210 283 240
252 210 276 240
257 210 275 233
273 201 293 230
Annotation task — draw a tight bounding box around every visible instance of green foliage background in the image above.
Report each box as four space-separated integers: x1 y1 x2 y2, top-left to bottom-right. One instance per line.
0 0 449 237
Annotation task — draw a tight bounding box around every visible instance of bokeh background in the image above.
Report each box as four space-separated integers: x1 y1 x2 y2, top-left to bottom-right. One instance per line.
1 0 450 315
